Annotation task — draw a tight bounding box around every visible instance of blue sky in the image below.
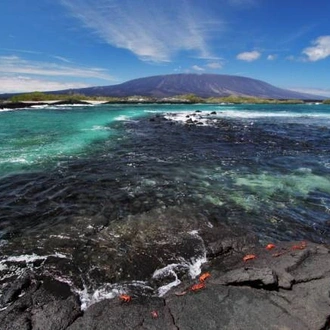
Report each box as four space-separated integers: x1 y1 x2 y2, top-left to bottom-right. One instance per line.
1 0 330 96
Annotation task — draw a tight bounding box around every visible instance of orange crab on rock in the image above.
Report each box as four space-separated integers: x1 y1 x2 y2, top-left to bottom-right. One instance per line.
199 272 211 282
291 241 307 250
190 282 205 292
151 310 159 319
243 254 256 262
265 243 276 250
119 294 132 303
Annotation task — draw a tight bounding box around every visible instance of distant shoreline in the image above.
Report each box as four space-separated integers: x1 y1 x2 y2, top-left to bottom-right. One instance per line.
1 99 328 110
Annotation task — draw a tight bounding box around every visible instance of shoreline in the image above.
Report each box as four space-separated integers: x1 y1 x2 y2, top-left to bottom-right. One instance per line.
1 98 327 110
0 100 108 110
1 108 330 329
1 238 330 329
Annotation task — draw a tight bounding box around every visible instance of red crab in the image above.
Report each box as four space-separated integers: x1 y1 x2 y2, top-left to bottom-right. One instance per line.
291 241 307 250
151 310 159 319
199 272 211 282
190 282 205 291
265 243 276 250
243 254 256 262
119 294 132 303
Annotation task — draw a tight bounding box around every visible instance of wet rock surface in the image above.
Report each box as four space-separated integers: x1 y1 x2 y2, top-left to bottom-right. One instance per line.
1 240 330 330
0 276 81 330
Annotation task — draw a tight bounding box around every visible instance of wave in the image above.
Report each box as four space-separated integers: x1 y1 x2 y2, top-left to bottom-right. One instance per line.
0 252 69 264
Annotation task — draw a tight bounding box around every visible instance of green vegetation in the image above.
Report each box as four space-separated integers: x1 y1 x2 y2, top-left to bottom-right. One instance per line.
174 94 304 104
5 91 321 105
177 94 205 103
9 92 114 102
323 99 330 104
10 91 57 102
205 96 304 104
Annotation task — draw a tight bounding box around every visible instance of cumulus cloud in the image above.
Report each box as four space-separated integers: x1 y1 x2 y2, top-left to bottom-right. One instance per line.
60 0 222 62
236 50 261 62
0 76 90 93
302 35 330 61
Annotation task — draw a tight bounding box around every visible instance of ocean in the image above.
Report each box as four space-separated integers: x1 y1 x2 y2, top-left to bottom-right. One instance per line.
1 102 330 308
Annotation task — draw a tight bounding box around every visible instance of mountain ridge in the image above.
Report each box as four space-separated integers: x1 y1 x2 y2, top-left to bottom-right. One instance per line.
0 74 325 100
59 73 323 100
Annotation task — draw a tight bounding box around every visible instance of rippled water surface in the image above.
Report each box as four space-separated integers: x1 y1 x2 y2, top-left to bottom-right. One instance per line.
1 103 330 307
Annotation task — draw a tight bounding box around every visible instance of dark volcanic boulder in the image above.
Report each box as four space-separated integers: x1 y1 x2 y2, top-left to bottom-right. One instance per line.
0 276 81 330
0 102 41 109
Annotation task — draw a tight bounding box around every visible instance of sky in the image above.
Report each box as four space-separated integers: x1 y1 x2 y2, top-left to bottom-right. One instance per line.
1 0 330 96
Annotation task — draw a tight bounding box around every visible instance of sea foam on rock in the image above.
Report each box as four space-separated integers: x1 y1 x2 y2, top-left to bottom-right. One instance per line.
2 240 330 329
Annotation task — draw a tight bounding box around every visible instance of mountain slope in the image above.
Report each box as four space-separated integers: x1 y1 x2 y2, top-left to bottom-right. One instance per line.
60 74 323 100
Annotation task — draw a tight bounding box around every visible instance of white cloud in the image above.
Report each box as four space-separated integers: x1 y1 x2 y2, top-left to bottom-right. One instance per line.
51 55 72 63
206 62 223 69
0 55 113 80
192 65 205 71
288 87 330 98
302 35 330 61
267 54 277 60
0 76 90 93
236 50 261 62
60 0 222 62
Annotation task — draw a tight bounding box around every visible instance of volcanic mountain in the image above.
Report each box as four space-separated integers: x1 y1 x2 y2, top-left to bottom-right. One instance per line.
59 74 322 100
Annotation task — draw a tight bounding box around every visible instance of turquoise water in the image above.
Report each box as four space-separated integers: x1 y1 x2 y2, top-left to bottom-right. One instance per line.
0 104 148 175
1 102 330 306
1 103 329 176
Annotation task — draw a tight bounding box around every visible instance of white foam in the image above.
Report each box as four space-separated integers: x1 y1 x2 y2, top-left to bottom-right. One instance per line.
1 252 69 264
186 255 207 278
164 112 208 125
77 280 152 310
31 105 48 109
0 263 8 271
185 230 207 278
0 157 30 164
54 104 93 107
188 230 199 236
77 285 119 310
115 115 129 121
164 108 330 124
49 235 71 239
91 125 111 131
152 235 208 297
153 263 182 297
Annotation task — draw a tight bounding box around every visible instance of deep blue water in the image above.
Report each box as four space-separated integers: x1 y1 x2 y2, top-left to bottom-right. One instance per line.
1 102 330 308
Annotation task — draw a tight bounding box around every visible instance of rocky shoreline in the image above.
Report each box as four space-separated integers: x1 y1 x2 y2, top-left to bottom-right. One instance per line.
0 100 95 110
1 111 330 329
1 237 330 330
